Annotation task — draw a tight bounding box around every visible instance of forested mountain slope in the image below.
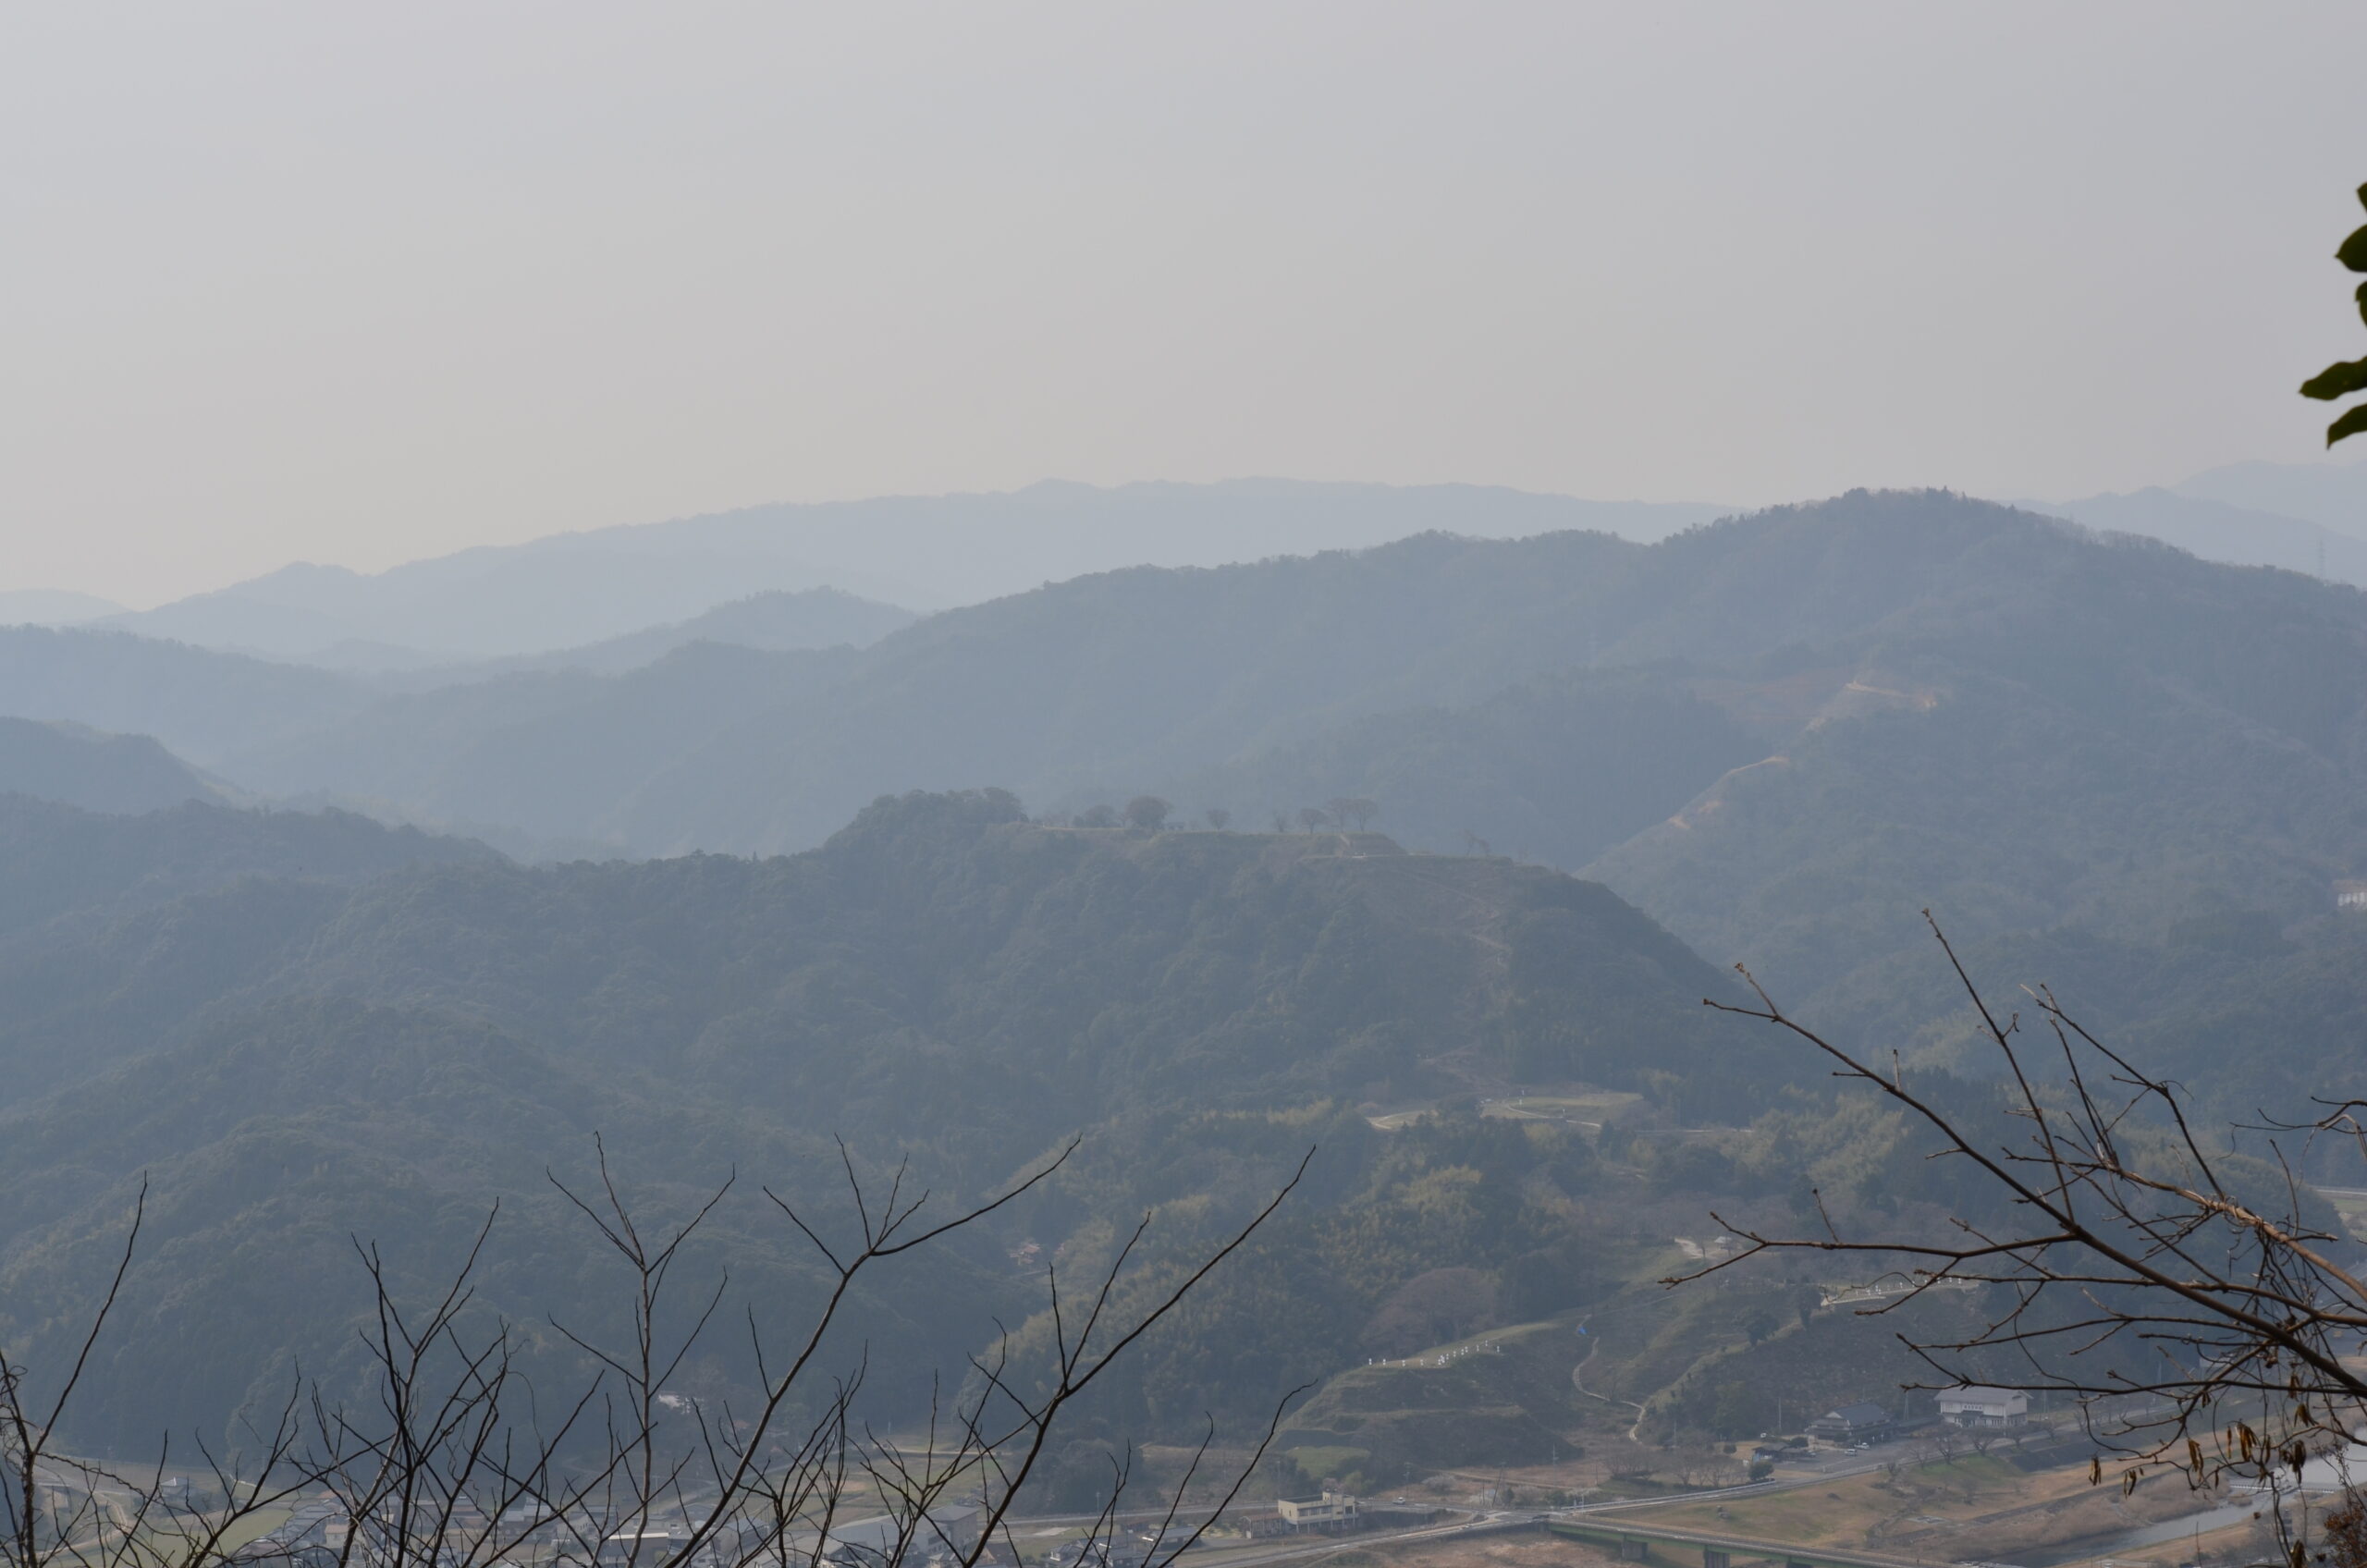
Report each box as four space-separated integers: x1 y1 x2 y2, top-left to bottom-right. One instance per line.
1162 668 1766 868
1582 506 2367 1001
0 790 1757 1458
0 791 1747 1129
0 799 500 1107
202 492 2367 999
0 795 495 940
0 717 227 815
14 492 2367 1114
22 493 2366 1023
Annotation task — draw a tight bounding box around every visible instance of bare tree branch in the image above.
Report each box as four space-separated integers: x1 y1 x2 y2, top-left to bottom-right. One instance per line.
1669 917 2367 1563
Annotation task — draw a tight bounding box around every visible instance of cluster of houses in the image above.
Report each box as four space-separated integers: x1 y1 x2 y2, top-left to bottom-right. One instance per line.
1803 1386 2030 1450
224 1499 998 1568
816 1504 988 1568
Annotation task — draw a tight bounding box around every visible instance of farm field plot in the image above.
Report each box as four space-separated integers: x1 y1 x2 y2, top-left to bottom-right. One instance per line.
1636 1452 2245 1562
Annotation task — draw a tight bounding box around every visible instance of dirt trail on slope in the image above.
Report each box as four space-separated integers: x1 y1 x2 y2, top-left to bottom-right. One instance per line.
1569 1330 1648 1445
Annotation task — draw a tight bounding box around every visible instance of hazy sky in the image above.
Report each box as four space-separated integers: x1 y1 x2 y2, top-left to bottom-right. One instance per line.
6 3 2365 606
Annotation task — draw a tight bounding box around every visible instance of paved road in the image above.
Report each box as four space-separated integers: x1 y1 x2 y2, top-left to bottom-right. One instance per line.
1117 1448 1916 1568
1551 1513 1931 1568
1147 1417 2143 1568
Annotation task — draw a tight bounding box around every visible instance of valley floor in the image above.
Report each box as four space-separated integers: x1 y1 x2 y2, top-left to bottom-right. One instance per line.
1176 1436 2275 1568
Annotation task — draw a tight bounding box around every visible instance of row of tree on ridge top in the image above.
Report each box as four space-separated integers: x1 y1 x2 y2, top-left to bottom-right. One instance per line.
1045 795 1384 833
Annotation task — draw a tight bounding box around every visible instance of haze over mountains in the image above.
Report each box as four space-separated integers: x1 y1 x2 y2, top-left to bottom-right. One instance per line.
64 482 1732 666
14 462 2361 647
2172 459 2367 530
10 3 2365 1550
8 472 2367 1500
9 482 2367 1066
2033 453 2367 584
0 589 127 626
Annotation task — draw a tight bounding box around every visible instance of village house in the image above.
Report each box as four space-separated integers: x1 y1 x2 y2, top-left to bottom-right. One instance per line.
1937 1386 2029 1427
1807 1402 1895 1445
1274 1488 1360 1533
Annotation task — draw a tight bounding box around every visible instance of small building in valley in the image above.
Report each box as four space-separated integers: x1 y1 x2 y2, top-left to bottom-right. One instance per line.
1808 1402 1895 1444
1275 1489 1359 1532
1938 1386 2029 1427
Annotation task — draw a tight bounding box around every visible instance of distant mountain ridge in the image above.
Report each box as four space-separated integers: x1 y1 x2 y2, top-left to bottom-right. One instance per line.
21 490 2367 939
2029 486 2367 585
89 480 1731 665
386 586 917 683
0 626 371 765
233 489 2330 873
2030 456 2367 585
11 488 2367 1049
0 589 125 626
2172 456 2367 534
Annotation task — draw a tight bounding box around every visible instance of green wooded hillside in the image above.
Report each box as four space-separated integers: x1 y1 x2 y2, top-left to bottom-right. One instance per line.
0 790 1758 1457
0 717 227 815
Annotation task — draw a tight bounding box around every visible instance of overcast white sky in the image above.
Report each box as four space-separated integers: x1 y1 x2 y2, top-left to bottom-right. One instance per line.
5 2 2364 606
